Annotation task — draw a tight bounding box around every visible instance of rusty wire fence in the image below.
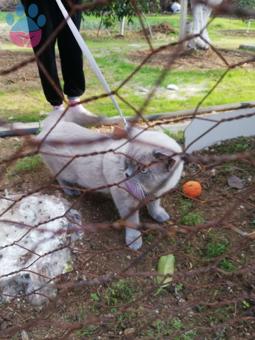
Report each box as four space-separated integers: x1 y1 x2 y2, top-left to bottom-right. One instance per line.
0 0 255 339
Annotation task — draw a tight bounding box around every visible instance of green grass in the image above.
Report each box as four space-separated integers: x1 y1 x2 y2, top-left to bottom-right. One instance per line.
83 14 255 36
179 198 194 214
8 155 42 176
1 64 255 122
145 318 197 339
77 325 99 337
1 13 255 122
205 240 229 258
180 212 204 226
104 279 135 306
178 198 204 226
115 310 138 331
218 258 236 272
164 129 185 144
90 280 135 307
210 136 252 154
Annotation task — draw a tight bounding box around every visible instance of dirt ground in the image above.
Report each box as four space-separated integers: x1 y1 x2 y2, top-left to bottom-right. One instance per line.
139 22 176 35
219 29 255 37
0 135 254 339
129 46 255 70
0 50 50 90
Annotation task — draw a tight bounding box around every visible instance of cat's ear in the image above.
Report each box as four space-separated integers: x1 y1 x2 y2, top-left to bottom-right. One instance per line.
153 151 176 170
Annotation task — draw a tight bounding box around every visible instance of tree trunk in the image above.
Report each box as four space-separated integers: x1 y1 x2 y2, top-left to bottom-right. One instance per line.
189 0 223 50
179 0 188 41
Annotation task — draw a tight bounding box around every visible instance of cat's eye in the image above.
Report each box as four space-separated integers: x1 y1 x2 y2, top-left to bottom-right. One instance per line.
140 168 148 174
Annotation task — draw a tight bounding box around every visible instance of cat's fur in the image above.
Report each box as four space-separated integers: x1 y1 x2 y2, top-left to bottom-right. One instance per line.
37 110 184 250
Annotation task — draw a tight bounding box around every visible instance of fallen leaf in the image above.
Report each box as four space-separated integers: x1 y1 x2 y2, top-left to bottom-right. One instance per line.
156 254 175 287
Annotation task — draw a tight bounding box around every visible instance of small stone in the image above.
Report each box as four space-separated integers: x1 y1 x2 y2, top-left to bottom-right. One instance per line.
21 330 29 340
126 255 131 260
227 175 245 189
188 309 194 317
227 286 233 293
167 84 179 91
178 297 185 304
124 328 135 336
211 169 216 176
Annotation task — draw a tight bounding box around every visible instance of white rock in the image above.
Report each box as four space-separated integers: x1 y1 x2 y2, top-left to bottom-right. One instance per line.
167 84 179 91
124 328 135 336
0 194 82 306
21 330 29 340
137 86 149 94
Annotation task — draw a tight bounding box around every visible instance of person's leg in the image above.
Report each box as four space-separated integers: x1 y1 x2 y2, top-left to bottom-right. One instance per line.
56 0 99 124
57 0 85 100
21 0 64 108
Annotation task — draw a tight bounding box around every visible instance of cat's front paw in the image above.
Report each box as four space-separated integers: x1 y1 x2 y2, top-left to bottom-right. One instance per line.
151 207 170 223
125 228 143 251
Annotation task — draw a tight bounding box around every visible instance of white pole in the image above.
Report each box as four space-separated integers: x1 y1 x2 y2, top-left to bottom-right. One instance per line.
120 16 126 36
179 0 188 41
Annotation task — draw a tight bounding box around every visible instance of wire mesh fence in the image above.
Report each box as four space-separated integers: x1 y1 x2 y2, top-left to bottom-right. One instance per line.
0 0 255 338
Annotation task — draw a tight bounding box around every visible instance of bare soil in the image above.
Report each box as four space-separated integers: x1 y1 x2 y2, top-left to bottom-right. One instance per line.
129 46 255 70
0 50 59 91
0 135 255 339
219 29 255 37
139 22 176 35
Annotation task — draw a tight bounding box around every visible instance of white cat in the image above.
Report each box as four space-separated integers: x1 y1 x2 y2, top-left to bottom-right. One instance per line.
37 110 184 250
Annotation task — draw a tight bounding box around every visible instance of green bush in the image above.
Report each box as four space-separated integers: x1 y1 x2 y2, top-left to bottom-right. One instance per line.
234 0 255 9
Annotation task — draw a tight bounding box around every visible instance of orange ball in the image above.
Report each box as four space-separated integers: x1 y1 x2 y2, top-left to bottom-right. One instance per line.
182 180 202 198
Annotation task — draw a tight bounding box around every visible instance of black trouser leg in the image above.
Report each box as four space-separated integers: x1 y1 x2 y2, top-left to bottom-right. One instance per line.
21 0 85 106
21 0 63 106
58 1 85 98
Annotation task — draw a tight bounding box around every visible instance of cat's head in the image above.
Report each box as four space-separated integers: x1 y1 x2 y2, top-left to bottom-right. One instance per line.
124 129 184 196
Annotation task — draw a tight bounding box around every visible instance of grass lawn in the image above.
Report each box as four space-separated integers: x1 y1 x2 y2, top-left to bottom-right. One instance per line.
0 12 255 122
